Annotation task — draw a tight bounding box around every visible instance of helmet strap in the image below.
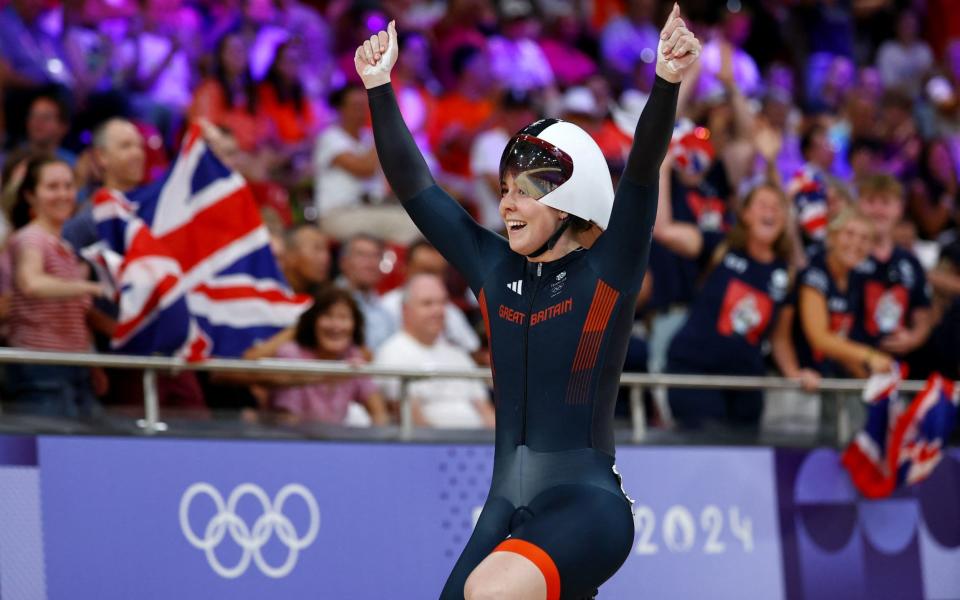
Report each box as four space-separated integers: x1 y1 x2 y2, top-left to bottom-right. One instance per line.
526 217 571 259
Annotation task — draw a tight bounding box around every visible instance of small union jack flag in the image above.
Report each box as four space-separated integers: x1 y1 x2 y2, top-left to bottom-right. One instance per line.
842 367 958 498
787 165 829 241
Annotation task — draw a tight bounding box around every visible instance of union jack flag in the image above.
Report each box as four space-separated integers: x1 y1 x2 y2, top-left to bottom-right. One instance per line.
83 125 311 361
842 367 959 498
787 165 829 241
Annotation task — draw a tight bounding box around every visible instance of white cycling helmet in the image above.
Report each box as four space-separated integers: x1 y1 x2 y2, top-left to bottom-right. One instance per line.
500 118 614 256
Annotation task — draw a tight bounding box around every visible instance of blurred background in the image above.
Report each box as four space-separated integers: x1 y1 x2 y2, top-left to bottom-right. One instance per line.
0 2 959 599
0 0 957 438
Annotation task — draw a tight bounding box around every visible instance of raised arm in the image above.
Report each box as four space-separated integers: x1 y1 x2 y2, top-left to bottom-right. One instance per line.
356 21 434 200
622 3 698 186
356 22 508 292
590 4 699 289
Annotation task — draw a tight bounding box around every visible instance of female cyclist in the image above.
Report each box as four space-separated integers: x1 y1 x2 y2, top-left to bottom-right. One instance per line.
355 6 699 599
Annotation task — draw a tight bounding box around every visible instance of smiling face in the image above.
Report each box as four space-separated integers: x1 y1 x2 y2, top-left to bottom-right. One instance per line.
741 186 787 249
828 215 873 271
314 300 356 356
499 171 565 256
859 191 903 238
27 162 77 226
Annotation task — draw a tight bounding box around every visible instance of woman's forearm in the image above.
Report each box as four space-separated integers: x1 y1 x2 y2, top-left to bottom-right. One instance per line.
623 76 680 186
367 83 435 201
18 272 100 299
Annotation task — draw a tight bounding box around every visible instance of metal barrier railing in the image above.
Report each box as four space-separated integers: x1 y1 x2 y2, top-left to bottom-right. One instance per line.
0 348 937 444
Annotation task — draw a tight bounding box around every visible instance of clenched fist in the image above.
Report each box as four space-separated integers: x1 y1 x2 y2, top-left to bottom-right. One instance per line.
656 3 701 83
354 19 399 90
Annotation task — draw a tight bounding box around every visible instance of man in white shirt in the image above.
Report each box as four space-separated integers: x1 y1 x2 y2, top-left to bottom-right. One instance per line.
876 9 933 99
375 274 495 429
381 239 481 356
312 84 381 218
312 85 420 243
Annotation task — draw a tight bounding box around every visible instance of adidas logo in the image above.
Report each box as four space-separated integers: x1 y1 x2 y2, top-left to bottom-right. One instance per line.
507 280 523 295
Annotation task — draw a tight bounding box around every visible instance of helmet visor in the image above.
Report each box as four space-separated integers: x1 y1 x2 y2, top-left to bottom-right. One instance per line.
499 134 573 201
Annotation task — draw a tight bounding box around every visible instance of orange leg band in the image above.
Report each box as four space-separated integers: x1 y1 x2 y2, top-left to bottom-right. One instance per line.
492 538 561 600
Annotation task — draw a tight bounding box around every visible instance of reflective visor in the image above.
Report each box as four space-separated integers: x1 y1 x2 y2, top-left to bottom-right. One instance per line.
499 134 573 201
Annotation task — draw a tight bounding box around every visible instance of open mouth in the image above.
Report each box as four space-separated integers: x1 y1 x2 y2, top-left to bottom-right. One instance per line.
507 220 527 233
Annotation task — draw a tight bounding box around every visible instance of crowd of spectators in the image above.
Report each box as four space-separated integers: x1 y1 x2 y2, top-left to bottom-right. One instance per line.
0 0 959 433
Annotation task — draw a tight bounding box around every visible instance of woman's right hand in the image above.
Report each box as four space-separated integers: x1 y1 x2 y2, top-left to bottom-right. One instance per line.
354 20 399 90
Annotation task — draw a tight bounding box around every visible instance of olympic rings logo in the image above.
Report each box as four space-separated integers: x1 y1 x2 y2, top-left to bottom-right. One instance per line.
179 482 321 579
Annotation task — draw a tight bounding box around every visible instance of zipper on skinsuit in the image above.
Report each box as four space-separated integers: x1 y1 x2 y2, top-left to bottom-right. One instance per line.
520 262 543 445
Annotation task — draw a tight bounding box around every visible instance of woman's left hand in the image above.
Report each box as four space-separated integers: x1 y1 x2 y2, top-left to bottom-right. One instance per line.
795 368 822 393
656 3 701 83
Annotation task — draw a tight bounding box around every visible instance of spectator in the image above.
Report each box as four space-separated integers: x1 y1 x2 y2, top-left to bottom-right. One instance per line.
469 89 536 230
336 234 396 350
381 240 481 358
269 285 389 426
426 45 497 178
431 0 494 89
312 84 419 243
599 0 659 87
188 31 269 153
877 90 922 180
0 147 34 245
280 224 330 295
119 1 197 147
796 1 855 66
908 139 958 240
697 8 761 100
786 124 835 246
807 54 856 115
647 122 730 374
0 1 71 90
853 174 932 362
922 237 960 379
876 9 933 99
699 40 761 188
311 84 380 219
755 89 804 187
538 12 598 87
391 31 441 174
22 95 77 166
63 118 206 412
374 274 495 429
0 0 73 147
63 118 145 251
275 0 333 102
61 0 121 100
847 137 884 182
258 40 317 145
5 156 104 416
793 207 891 378
486 0 555 93
665 182 817 429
